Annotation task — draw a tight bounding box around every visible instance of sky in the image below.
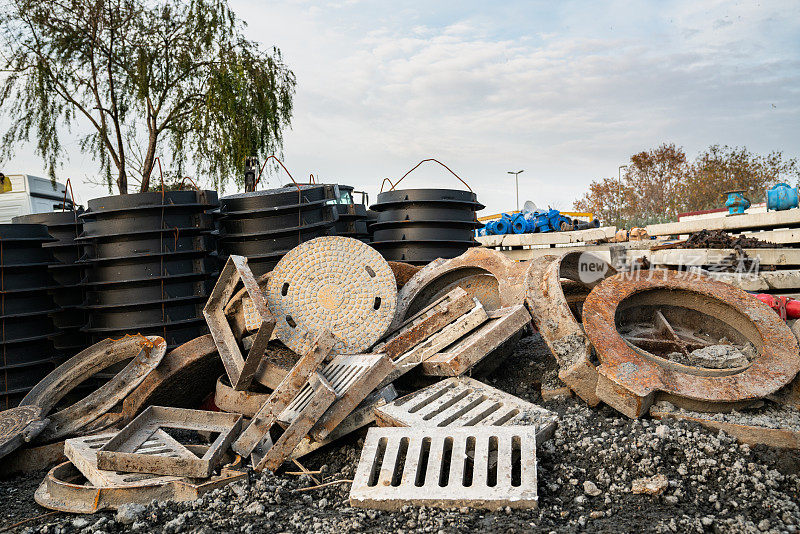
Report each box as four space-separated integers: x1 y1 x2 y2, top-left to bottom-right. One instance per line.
2 0 799 215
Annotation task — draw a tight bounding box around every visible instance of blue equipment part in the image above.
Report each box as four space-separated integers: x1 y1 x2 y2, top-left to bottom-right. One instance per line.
724 190 751 215
766 183 799 211
494 217 511 235
511 213 527 234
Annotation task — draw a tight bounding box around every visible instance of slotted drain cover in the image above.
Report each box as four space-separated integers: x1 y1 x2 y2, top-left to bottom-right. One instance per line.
374 376 557 443
267 237 397 354
350 426 538 510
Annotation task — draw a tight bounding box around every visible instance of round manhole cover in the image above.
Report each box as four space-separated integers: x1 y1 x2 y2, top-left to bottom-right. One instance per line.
267 237 397 355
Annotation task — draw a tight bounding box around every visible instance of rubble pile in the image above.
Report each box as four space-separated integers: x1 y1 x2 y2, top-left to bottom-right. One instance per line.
2 234 800 532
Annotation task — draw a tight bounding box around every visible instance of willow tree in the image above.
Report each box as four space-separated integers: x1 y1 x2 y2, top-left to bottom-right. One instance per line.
0 0 295 193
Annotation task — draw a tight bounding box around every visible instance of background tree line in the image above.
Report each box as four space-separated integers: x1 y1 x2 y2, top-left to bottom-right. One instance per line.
574 144 800 228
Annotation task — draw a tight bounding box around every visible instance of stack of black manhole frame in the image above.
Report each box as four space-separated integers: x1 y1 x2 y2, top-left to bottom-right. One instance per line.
369 188 484 265
0 224 60 408
216 184 340 276
12 211 89 359
78 190 219 349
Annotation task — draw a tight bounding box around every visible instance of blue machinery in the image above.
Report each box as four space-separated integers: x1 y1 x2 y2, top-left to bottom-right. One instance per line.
482 209 599 236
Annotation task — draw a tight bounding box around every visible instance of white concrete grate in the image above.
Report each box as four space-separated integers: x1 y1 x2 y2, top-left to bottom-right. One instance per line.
349 426 538 510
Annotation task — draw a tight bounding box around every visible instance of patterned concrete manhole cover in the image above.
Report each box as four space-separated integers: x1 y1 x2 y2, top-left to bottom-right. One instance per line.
0 405 45 460
267 237 397 355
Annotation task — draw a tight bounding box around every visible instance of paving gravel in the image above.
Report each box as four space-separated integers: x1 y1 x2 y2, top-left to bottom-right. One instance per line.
2 333 800 533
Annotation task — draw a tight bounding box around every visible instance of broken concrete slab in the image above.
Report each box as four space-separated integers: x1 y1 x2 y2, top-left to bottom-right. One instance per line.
650 401 800 449
204 255 275 391
96 406 243 478
20 335 167 442
349 426 539 510
420 304 532 377
375 376 558 444
375 287 475 360
378 301 489 388
232 330 335 457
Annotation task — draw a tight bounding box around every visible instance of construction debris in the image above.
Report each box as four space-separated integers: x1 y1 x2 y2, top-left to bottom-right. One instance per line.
349 426 539 510
6 227 800 531
96 406 243 478
374 376 558 443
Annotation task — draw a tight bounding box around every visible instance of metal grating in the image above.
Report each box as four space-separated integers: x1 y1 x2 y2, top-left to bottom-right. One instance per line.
375 376 558 444
350 426 538 510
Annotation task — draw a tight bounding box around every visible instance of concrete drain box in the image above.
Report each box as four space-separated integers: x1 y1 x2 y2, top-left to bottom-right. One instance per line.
349 426 538 510
374 376 558 444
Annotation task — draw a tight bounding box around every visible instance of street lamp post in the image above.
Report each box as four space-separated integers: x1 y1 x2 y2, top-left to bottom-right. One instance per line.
507 170 524 212
618 165 627 227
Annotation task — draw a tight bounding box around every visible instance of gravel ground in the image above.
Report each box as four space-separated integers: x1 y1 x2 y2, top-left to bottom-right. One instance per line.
2 333 800 533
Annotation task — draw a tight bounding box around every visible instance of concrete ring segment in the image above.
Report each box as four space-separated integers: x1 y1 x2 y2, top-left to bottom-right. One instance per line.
583 269 800 418
266 237 397 355
525 252 617 407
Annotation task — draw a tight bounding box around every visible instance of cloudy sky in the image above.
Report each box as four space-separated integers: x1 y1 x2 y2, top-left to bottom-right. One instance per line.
4 0 799 215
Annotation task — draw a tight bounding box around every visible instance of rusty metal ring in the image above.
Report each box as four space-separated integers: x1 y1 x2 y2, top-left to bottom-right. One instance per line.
20 336 167 442
525 252 617 406
583 270 800 417
390 247 526 331
35 449 245 514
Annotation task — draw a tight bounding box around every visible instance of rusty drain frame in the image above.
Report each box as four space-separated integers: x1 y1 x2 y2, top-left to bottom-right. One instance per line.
583 270 800 417
524 252 617 406
204 255 275 391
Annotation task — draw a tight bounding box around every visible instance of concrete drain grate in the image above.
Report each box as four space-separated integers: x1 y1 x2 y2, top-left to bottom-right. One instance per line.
374 376 558 443
349 426 538 510
266 236 397 355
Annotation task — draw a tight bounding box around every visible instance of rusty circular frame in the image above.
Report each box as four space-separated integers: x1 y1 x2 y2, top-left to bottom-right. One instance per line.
20 336 167 442
214 374 270 418
583 270 800 417
390 247 527 331
525 252 617 406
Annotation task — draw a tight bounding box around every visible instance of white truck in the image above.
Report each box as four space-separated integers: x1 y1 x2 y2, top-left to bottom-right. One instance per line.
0 174 75 223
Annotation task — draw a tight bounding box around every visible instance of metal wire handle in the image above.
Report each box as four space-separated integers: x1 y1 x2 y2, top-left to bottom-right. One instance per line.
255 155 301 191
382 158 472 193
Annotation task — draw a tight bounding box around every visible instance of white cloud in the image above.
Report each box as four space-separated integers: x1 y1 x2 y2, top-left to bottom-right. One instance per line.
2 0 798 215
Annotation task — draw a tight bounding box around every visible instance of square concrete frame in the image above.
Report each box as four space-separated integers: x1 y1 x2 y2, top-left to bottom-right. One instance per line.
276 353 394 441
421 305 532 376
66 433 182 487
232 330 335 457
250 373 337 472
204 255 276 391
377 301 489 388
350 426 538 510
374 376 558 444
96 407 243 478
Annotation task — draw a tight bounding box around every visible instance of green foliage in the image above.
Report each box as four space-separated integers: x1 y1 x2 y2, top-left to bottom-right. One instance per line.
0 0 295 193
574 144 800 229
